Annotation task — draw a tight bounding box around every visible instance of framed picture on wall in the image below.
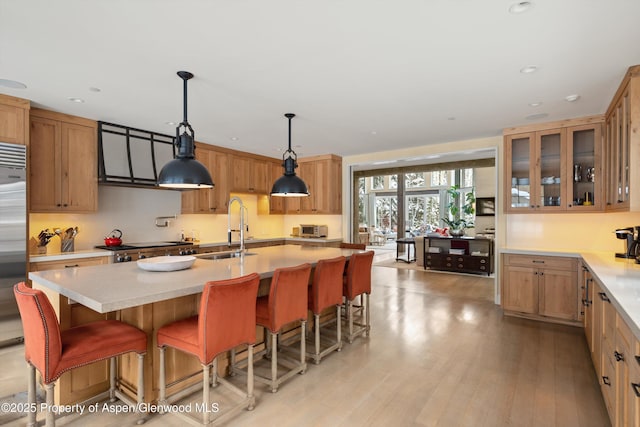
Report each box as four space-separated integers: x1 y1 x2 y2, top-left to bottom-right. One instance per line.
476 197 495 216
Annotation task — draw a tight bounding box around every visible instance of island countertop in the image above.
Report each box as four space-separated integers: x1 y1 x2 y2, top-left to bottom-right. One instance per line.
28 245 360 314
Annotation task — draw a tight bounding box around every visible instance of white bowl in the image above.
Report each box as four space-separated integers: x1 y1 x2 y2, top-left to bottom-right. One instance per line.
517 178 529 185
554 177 561 184
137 255 196 272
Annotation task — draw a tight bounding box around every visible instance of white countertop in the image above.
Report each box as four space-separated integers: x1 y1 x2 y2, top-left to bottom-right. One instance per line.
29 245 360 314
501 247 640 340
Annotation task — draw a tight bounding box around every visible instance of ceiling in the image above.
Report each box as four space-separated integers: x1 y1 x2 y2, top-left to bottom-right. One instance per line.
2 0 640 160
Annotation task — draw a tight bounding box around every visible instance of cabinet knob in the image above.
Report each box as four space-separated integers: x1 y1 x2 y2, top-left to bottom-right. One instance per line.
614 351 625 362
602 376 611 386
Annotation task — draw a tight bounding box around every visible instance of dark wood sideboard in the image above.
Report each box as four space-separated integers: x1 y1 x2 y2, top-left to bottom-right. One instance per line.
423 236 493 276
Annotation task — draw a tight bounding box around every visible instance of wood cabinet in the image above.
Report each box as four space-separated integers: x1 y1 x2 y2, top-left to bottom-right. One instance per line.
503 117 604 213
30 256 112 405
268 161 286 214
29 109 98 212
424 236 493 276
581 264 595 355
181 143 229 214
501 254 579 324
286 154 342 214
229 154 270 194
584 274 640 427
604 64 640 212
0 94 29 145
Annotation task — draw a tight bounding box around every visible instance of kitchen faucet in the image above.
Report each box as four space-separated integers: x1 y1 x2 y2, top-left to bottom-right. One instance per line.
228 196 248 254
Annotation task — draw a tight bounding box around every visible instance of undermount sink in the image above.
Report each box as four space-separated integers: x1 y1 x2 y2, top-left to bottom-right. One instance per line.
197 251 257 260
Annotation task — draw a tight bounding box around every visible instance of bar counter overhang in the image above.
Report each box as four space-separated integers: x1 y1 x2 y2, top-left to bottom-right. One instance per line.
28 245 362 406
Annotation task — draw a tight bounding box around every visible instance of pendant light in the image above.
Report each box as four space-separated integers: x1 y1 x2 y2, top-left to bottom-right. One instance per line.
157 71 214 189
270 113 310 197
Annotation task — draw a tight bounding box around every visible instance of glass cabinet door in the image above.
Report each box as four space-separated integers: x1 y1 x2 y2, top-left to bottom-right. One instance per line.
536 128 565 210
506 133 532 211
567 124 602 210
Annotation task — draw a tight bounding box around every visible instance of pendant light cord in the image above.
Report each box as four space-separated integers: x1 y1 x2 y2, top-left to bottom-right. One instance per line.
285 113 295 153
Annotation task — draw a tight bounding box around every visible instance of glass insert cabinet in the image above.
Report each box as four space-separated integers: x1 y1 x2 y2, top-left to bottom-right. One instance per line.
504 119 603 213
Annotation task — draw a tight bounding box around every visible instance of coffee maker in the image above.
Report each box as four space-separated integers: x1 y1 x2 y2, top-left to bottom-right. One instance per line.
615 226 640 259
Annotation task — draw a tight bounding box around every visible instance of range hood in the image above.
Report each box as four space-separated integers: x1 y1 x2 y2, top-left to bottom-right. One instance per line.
98 121 178 189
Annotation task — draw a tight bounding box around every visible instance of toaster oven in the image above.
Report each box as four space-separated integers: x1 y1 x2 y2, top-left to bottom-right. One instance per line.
299 224 328 238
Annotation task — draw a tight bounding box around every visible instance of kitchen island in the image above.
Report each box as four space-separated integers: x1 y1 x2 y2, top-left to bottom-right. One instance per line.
28 245 363 405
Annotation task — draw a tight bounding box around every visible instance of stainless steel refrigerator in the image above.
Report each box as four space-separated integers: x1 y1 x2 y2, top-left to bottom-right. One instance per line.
0 142 26 346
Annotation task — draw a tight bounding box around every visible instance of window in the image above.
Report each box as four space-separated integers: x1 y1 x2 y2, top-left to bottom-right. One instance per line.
374 196 397 232
405 172 425 188
358 177 367 225
371 176 384 190
406 193 440 233
462 168 474 188
389 175 398 189
430 170 454 187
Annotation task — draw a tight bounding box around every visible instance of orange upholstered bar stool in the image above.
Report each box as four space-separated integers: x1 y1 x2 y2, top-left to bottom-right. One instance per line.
157 273 260 426
234 263 311 393
13 282 147 427
343 251 375 343
307 256 346 364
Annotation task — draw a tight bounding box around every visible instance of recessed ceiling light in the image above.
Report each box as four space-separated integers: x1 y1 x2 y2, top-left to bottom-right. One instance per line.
165 121 176 126
230 136 239 141
565 94 580 102
89 87 101 92
528 102 542 107
371 130 378 135
509 1 533 14
0 79 27 89
68 97 85 103
525 113 549 120
520 65 538 74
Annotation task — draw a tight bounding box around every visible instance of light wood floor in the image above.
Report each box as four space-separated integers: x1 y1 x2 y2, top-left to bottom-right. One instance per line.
0 266 610 427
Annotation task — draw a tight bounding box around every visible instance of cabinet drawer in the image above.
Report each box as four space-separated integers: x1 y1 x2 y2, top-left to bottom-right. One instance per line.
504 254 576 270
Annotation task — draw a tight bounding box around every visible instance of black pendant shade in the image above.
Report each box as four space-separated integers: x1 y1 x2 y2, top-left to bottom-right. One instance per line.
271 113 310 197
157 71 214 189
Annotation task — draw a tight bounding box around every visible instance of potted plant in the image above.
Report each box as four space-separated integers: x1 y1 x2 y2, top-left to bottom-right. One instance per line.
442 185 476 237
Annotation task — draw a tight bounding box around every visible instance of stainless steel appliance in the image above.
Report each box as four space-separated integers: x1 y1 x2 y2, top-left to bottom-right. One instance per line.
614 226 640 259
95 241 199 262
0 142 27 346
300 224 328 238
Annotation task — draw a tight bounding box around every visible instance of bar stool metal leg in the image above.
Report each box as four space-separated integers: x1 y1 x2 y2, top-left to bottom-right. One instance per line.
202 363 210 425
270 332 278 392
109 357 117 402
27 364 36 427
136 353 145 425
45 383 54 427
158 346 167 411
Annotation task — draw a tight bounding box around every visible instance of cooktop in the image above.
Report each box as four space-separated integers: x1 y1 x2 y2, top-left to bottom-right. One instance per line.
95 241 194 251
